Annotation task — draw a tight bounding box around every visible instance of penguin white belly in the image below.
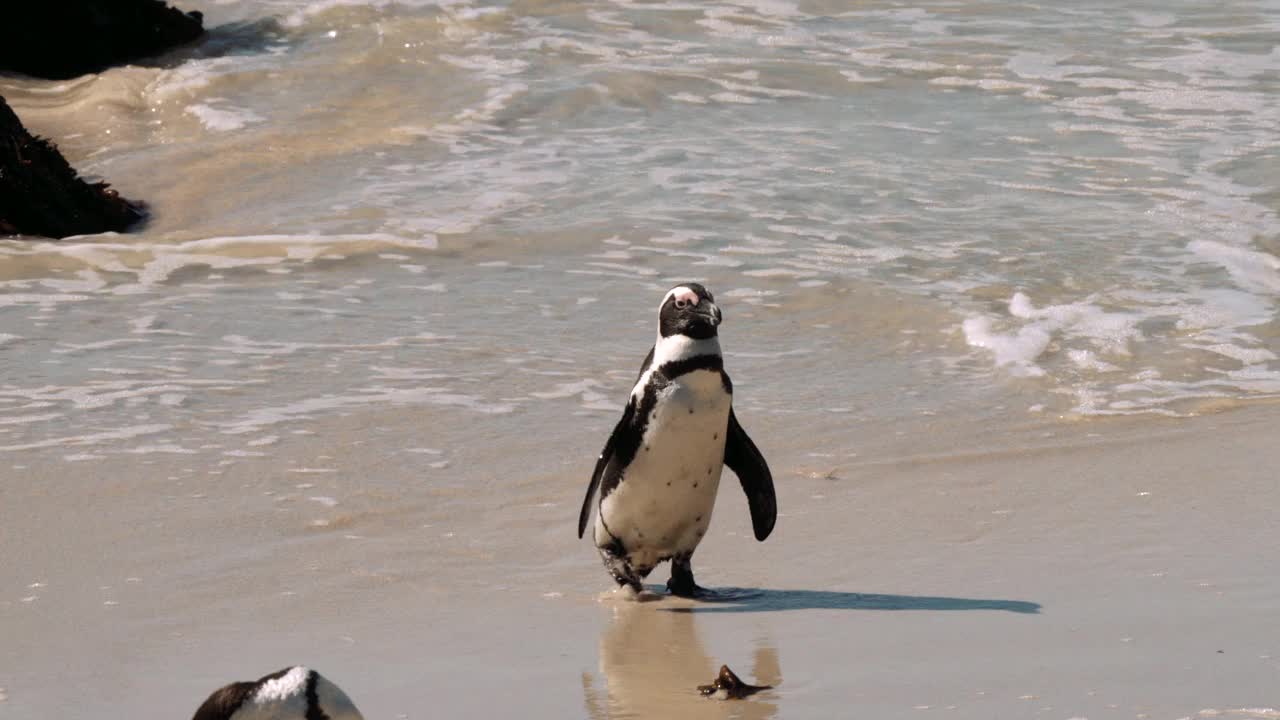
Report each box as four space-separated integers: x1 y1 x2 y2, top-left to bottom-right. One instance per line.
597 369 731 571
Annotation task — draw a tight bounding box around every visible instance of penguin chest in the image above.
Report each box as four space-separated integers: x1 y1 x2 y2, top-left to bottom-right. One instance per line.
600 370 731 567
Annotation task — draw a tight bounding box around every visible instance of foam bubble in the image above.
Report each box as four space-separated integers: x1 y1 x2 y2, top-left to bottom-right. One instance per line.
186 102 265 132
961 316 1050 377
1189 240 1280 294
125 444 198 455
0 413 62 426
0 234 439 292
529 379 613 409
1067 349 1121 373
1201 344 1278 366
964 293 1142 380
281 0 485 28
0 293 90 308
219 387 515 435
0 424 172 453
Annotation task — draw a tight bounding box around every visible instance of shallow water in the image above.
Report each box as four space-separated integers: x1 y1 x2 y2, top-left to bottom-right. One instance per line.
2 1 1279 718
3 0 1280 453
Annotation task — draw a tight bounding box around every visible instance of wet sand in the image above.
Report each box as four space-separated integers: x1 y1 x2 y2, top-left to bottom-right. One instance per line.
3 401 1279 719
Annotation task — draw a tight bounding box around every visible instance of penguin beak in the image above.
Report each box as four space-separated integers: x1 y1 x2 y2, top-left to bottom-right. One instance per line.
696 302 722 326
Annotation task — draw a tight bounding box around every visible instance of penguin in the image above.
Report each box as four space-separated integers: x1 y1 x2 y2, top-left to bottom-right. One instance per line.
577 282 776 597
191 666 364 720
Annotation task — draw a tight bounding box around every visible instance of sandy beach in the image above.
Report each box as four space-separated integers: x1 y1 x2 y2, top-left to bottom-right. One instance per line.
4 1 1280 717
4 398 1278 719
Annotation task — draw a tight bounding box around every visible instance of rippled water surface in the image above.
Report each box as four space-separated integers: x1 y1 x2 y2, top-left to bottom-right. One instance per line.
2 0 1279 459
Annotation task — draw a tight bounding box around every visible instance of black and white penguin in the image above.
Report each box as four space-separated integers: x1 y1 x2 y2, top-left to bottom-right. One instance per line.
577 283 776 597
191 666 364 720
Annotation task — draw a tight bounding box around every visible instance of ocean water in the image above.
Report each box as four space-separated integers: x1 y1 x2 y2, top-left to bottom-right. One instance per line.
2 3 1280 717
3 0 1279 469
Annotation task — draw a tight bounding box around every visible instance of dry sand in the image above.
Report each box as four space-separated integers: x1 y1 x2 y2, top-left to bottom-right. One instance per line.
2 402 1279 719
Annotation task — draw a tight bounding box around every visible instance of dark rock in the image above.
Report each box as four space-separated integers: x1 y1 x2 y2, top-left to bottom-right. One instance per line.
0 96 145 239
0 0 204 80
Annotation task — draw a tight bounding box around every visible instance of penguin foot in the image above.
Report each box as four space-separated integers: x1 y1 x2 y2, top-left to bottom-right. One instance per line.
668 553 704 597
667 576 707 598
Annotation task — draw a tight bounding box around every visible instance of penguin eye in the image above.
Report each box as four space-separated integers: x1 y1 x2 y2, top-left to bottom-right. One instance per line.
674 299 689 309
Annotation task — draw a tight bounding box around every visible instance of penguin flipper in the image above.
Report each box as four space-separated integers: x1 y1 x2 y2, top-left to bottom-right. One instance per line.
578 398 635 538
724 409 776 541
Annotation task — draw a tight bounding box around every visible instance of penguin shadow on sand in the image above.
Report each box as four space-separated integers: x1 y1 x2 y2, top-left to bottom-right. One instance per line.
656 587 1041 615
583 601 780 720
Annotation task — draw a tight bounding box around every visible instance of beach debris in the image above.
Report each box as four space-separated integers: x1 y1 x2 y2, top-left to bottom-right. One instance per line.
698 665 771 700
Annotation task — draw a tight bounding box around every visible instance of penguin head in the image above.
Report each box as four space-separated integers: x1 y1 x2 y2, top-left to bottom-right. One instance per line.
192 667 365 720
659 283 721 340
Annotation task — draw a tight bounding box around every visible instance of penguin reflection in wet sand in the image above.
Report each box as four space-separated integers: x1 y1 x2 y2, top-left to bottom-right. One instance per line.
578 283 776 597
